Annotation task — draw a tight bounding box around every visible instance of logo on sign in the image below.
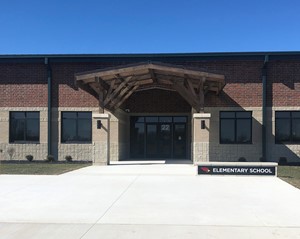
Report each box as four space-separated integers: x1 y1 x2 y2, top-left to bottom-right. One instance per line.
200 167 210 173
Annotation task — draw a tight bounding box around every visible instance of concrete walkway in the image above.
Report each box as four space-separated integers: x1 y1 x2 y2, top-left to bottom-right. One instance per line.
0 162 300 239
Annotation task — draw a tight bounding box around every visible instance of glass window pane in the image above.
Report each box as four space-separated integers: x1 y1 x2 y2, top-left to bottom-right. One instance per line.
63 112 77 119
292 119 300 142
62 119 76 142
220 119 235 143
220 112 235 118
236 112 252 118
131 123 145 157
27 112 39 119
131 116 144 123
173 117 187 122
78 112 91 119
12 112 25 119
26 119 39 141
146 117 158 122
276 112 290 118
291 112 300 118
11 119 25 142
276 119 290 142
159 117 172 123
78 119 92 141
236 119 251 143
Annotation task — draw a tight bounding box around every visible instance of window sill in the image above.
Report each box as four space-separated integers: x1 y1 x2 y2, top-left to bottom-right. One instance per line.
61 142 93 144
9 142 40 144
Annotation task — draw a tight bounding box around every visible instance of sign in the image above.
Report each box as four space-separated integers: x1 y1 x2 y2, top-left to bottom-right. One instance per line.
198 165 276 176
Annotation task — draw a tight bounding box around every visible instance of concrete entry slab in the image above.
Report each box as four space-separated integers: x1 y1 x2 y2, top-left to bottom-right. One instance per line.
0 164 299 239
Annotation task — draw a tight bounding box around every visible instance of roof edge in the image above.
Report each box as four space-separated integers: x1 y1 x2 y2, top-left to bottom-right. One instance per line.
1 51 300 59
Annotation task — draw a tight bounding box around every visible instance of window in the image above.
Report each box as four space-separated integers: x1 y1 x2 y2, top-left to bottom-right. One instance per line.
61 112 92 143
275 111 300 144
220 111 252 144
10 112 40 143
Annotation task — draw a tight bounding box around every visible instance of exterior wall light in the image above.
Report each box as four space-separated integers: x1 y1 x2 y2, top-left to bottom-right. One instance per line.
201 120 205 129
97 120 102 129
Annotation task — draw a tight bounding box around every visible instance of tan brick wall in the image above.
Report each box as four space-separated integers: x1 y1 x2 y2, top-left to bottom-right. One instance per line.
1 106 300 164
54 107 121 162
267 107 300 162
114 109 130 160
202 107 263 162
0 107 48 161
55 107 96 161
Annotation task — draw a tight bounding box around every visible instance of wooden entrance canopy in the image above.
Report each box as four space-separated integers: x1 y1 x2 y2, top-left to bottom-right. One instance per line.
75 62 225 113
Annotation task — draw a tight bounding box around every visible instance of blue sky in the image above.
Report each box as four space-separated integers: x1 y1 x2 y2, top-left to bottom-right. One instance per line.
1 0 300 54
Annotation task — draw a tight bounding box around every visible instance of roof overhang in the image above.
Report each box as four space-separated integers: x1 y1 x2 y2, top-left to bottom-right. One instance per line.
75 62 225 112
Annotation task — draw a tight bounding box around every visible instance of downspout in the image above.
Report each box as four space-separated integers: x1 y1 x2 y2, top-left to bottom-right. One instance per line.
262 55 269 162
45 58 52 156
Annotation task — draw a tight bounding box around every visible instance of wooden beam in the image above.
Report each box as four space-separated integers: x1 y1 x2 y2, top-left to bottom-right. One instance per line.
108 82 138 108
149 69 158 83
185 76 197 98
198 80 204 112
196 77 205 94
106 79 116 99
149 64 225 80
76 81 99 98
136 84 174 92
104 76 133 105
75 62 225 82
98 88 105 113
137 79 153 85
172 81 200 112
95 76 110 91
113 84 140 110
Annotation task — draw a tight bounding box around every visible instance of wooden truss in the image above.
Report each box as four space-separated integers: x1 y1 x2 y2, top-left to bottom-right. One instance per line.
75 62 225 113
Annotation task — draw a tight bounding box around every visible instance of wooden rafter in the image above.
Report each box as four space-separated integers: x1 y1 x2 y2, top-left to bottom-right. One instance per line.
113 84 140 109
149 69 158 83
104 76 133 105
185 76 197 98
108 82 136 108
172 81 200 112
76 81 99 98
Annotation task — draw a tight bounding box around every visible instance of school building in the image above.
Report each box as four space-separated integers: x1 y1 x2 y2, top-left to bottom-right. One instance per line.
0 52 300 164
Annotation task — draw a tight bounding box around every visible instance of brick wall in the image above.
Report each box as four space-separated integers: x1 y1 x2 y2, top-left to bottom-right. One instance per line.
1 58 300 109
0 63 47 107
267 61 300 106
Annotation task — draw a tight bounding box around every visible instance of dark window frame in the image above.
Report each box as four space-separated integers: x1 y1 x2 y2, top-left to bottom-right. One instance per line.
61 111 92 144
275 111 300 144
9 111 40 143
219 111 252 144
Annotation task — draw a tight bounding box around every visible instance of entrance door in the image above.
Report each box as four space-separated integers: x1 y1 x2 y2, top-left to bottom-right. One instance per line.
130 116 188 159
158 123 172 158
173 124 187 158
146 124 158 157
146 123 172 158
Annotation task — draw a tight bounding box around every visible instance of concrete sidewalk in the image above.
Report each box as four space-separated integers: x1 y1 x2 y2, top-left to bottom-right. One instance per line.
0 162 300 238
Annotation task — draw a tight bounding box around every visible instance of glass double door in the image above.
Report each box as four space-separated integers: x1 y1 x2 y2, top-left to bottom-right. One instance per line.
146 123 172 158
146 123 186 158
130 116 187 159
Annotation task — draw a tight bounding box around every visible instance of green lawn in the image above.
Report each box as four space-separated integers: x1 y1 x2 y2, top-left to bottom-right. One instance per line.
278 166 300 189
0 161 92 175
